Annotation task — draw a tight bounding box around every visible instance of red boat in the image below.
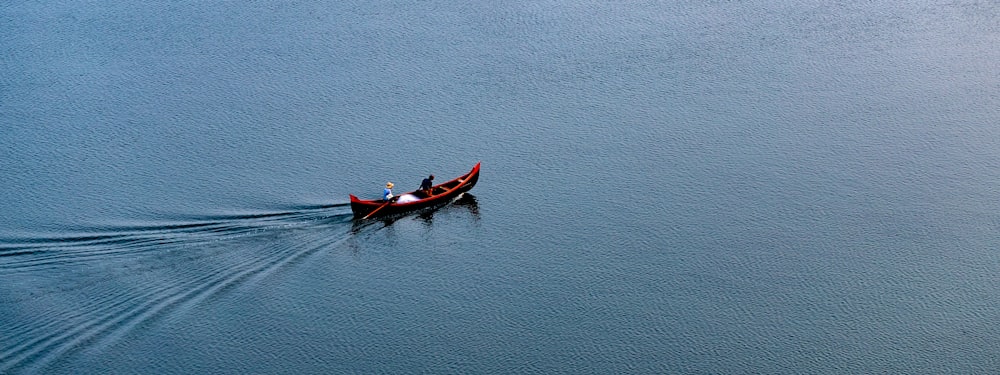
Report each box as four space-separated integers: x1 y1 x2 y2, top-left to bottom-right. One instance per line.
350 162 481 219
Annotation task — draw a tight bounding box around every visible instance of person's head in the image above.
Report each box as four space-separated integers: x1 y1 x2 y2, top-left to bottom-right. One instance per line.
386 182 394 188
428 175 434 180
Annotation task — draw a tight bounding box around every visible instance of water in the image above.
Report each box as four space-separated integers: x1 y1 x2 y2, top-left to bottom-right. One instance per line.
3 0 1000 373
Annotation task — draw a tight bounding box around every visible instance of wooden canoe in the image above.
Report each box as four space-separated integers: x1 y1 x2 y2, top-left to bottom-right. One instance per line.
350 162 481 219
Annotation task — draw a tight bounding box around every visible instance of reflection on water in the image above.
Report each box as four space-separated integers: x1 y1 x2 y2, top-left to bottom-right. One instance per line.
350 194 480 233
417 194 481 226
451 194 481 221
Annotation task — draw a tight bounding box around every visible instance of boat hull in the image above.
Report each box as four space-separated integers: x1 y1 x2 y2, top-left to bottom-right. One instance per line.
350 162 480 219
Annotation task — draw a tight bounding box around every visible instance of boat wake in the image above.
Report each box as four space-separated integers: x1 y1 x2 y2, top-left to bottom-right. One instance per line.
0 203 354 374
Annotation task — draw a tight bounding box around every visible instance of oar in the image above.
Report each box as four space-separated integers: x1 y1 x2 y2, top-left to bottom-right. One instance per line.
362 200 392 219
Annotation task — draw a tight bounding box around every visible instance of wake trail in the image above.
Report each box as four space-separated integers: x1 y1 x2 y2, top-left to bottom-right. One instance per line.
0 203 353 272
0 203 359 374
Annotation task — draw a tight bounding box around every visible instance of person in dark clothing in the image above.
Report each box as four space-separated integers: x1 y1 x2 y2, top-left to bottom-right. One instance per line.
420 175 435 195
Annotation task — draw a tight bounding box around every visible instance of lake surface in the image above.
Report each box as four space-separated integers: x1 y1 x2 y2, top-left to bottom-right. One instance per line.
3 0 1000 373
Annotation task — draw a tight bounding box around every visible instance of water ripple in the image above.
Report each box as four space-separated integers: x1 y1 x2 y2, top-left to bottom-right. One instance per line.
0 203 353 374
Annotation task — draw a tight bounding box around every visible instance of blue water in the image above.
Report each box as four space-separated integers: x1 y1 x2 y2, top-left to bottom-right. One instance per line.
3 1 1000 373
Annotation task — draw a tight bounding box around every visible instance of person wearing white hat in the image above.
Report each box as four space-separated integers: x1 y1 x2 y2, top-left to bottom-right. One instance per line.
383 182 395 201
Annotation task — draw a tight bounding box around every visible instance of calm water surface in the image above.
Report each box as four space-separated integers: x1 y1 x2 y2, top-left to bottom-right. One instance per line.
3 1 1000 373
